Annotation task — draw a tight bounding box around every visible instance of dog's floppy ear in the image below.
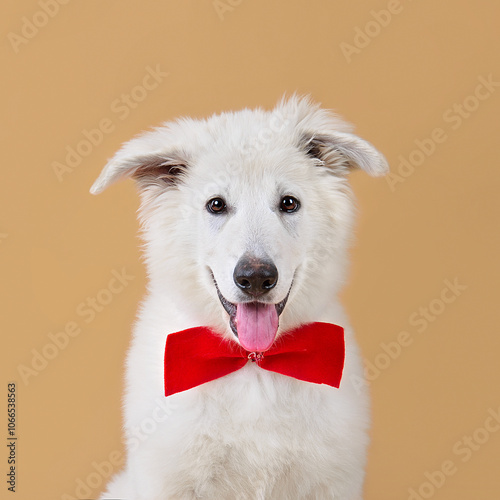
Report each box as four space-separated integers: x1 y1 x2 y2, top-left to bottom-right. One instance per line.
301 131 388 177
90 134 188 195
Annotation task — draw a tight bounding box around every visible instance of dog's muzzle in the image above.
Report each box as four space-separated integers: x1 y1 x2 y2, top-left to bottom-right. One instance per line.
211 256 291 352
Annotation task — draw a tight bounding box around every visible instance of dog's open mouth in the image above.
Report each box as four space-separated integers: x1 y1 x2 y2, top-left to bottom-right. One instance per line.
212 277 290 352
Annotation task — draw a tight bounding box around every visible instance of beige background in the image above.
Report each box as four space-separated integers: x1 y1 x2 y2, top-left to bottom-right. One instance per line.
2 1 499 499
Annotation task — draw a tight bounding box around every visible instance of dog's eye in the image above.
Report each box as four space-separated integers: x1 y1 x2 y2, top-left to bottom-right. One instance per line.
280 196 300 213
206 197 227 214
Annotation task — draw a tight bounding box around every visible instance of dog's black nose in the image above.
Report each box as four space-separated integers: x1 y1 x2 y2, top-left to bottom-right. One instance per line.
233 256 278 297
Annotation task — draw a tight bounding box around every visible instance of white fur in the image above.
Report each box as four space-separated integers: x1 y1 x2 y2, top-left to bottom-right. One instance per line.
92 96 388 500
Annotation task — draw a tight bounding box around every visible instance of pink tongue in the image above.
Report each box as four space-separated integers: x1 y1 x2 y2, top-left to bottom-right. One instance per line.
236 302 279 352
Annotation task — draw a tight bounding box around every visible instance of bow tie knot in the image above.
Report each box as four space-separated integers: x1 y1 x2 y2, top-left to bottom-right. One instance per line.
247 351 265 363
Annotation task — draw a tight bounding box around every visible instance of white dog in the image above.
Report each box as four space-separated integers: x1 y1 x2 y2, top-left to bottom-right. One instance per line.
91 96 388 500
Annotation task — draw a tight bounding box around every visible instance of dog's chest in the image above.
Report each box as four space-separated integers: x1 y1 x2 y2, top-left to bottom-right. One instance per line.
165 367 343 498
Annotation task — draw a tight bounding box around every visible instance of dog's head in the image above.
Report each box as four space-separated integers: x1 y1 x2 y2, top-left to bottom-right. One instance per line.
91 96 387 350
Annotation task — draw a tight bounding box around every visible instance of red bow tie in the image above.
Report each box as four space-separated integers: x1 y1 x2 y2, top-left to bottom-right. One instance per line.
164 322 345 397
